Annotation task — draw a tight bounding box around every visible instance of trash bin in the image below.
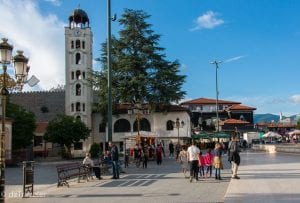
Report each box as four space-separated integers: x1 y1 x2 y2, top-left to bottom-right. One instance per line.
22 161 34 198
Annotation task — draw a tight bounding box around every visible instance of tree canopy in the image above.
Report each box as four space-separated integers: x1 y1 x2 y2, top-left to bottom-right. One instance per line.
44 115 90 157
91 9 186 116
6 101 36 150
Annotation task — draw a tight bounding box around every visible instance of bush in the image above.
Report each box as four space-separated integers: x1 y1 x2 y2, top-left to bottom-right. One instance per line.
89 143 101 158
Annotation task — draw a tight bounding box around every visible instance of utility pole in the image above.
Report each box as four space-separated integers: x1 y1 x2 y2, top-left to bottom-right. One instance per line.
210 60 222 133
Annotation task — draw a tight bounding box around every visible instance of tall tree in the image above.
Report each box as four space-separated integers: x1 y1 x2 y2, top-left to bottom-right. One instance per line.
91 9 186 115
44 115 90 158
6 101 36 150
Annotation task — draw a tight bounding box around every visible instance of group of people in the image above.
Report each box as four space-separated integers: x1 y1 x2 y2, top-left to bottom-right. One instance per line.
82 141 120 180
133 143 166 167
177 133 241 182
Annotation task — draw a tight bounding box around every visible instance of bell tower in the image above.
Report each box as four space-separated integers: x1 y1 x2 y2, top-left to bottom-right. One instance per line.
65 8 93 153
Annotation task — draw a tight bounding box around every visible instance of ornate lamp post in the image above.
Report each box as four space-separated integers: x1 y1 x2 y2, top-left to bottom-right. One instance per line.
0 38 29 201
128 102 148 145
174 118 184 145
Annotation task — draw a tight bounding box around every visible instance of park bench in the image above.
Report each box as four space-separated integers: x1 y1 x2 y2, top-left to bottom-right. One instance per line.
56 162 90 187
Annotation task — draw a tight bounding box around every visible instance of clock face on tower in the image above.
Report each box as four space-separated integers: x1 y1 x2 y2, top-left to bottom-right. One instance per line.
74 28 81 37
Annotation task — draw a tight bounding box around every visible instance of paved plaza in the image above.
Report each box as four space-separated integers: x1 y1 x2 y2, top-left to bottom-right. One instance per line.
5 150 300 203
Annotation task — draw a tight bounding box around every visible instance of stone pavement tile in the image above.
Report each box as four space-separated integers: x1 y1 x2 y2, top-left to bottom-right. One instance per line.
224 151 300 203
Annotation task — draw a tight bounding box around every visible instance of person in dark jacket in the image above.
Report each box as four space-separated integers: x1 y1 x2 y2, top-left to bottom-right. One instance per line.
109 142 119 179
228 133 241 179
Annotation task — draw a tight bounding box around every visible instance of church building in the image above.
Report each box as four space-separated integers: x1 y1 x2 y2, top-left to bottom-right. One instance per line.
10 8 191 158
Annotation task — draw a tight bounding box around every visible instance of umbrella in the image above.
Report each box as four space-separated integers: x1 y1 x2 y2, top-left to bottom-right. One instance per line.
262 132 282 138
288 130 300 136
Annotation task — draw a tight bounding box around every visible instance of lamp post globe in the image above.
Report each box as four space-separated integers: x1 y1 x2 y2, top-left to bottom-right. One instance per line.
0 38 29 201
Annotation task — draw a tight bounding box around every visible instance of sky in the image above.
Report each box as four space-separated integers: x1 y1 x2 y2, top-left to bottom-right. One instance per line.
0 0 300 116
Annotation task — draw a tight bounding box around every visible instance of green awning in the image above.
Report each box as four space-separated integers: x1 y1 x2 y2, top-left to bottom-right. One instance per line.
192 132 212 140
212 132 231 138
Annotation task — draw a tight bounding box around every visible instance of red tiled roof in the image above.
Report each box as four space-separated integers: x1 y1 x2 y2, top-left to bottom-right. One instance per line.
228 104 256 111
181 98 241 105
35 122 48 134
220 119 250 125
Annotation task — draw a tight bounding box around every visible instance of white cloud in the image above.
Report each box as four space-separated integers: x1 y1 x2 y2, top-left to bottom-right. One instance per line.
225 55 247 63
0 0 65 90
191 11 224 31
291 95 300 103
44 0 62 6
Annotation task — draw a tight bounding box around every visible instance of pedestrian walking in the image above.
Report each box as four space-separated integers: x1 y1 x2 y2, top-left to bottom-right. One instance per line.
109 142 120 179
228 133 241 179
204 148 213 178
177 145 189 178
175 143 181 160
155 144 163 165
213 143 223 180
187 140 200 182
169 141 174 158
198 151 205 178
142 144 149 168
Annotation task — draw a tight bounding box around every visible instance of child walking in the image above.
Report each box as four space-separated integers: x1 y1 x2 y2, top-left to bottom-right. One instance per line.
198 151 205 178
213 143 223 180
204 148 214 178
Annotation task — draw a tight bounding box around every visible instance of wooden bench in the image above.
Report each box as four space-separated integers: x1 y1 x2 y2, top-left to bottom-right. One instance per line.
56 162 89 187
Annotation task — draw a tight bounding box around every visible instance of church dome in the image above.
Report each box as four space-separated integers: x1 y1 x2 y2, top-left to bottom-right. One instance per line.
69 8 89 25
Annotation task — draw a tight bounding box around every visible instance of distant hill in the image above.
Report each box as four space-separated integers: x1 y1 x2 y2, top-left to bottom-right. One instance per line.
254 114 280 123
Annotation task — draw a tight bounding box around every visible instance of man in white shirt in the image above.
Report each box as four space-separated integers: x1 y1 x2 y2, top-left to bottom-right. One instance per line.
187 140 200 182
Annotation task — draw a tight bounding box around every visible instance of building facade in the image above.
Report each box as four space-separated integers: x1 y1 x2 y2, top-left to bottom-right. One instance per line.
181 97 256 133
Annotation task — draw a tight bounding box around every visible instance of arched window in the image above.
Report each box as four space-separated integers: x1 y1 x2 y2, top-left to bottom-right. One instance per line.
166 120 174 131
71 41 74 49
76 84 81 96
76 102 81 112
76 40 80 49
76 116 81 120
114 119 131 132
75 53 81 64
82 41 85 49
76 70 81 80
133 118 151 132
71 103 74 112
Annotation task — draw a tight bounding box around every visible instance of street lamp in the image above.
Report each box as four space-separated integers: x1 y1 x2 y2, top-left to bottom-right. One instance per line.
107 0 113 143
0 38 29 201
174 118 184 145
210 60 222 133
107 0 116 143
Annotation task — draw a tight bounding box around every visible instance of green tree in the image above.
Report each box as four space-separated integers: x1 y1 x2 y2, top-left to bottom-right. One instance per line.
6 101 36 150
44 115 90 158
91 9 186 116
